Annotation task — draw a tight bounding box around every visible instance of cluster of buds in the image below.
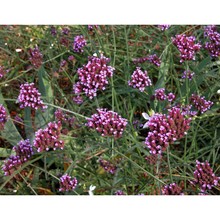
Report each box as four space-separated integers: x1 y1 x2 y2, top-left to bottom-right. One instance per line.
73 35 87 53
99 159 117 174
153 88 175 102
204 25 220 57
28 46 43 69
88 25 99 31
86 108 127 139
162 183 184 195
133 54 161 67
192 160 219 193
128 67 152 92
147 54 161 67
33 121 64 152
190 94 213 114
13 139 34 162
61 27 70 35
115 190 126 195
0 104 7 130
73 54 114 102
172 34 201 63
59 174 78 192
179 104 197 117
17 82 47 110
182 70 195 80
145 107 191 155
157 25 171 31
0 66 9 78
2 139 33 176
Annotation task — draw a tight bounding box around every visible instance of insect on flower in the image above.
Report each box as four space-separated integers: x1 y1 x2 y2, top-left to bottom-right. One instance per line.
88 185 96 196
142 112 150 129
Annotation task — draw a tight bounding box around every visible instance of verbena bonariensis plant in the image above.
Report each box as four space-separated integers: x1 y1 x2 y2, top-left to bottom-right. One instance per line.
190 94 213 114
162 183 184 195
18 82 47 110
73 54 114 102
59 174 78 192
192 160 219 193
2 139 34 176
145 107 191 155
204 25 220 57
86 108 127 139
172 34 201 63
128 67 152 92
0 104 7 130
33 121 64 152
28 46 43 69
73 35 87 53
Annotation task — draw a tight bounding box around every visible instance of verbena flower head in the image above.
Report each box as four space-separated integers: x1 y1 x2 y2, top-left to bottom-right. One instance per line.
145 107 191 155
29 46 43 69
193 160 219 193
132 56 148 65
182 70 195 80
99 159 117 174
61 27 70 35
162 183 184 195
147 54 161 67
18 82 47 110
172 34 201 63
158 25 171 31
115 190 125 195
167 93 175 102
128 67 152 92
2 155 22 176
13 139 34 162
59 174 78 192
73 54 114 102
154 88 167 101
86 108 127 139
204 26 220 57
0 104 7 130
73 35 87 53
190 94 213 113
50 26 57 36
33 121 64 152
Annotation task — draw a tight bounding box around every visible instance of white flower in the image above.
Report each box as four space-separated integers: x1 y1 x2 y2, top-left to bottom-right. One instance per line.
88 185 96 196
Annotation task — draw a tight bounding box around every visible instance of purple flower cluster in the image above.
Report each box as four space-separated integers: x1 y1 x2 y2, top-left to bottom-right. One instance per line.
193 160 219 193
154 88 175 102
133 54 161 67
0 66 9 78
88 25 99 31
86 108 127 139
162 183 184 195
2 139 33 176
29 46 43 69
147 54 161 67
99 159 117 174
172 34 201 63
180 104 197 117
13 139 34 162
61 27 70 35
115 190 125 195
128 67 152 92
33 121 64 152
59 174 78 192
158 25 171 31
154 88 167 101
73 35 87 53
145 107 191 155
182 70 195 80
73 54 114 102
50 26 57 36
204 25 220 57
0 104 7 130
18 82 47 110
190 94 213 114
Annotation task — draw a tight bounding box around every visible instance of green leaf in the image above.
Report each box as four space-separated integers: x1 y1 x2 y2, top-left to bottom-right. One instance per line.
24 107 35 142
35 66 54 129
0 92 23 146
0 148 12 158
